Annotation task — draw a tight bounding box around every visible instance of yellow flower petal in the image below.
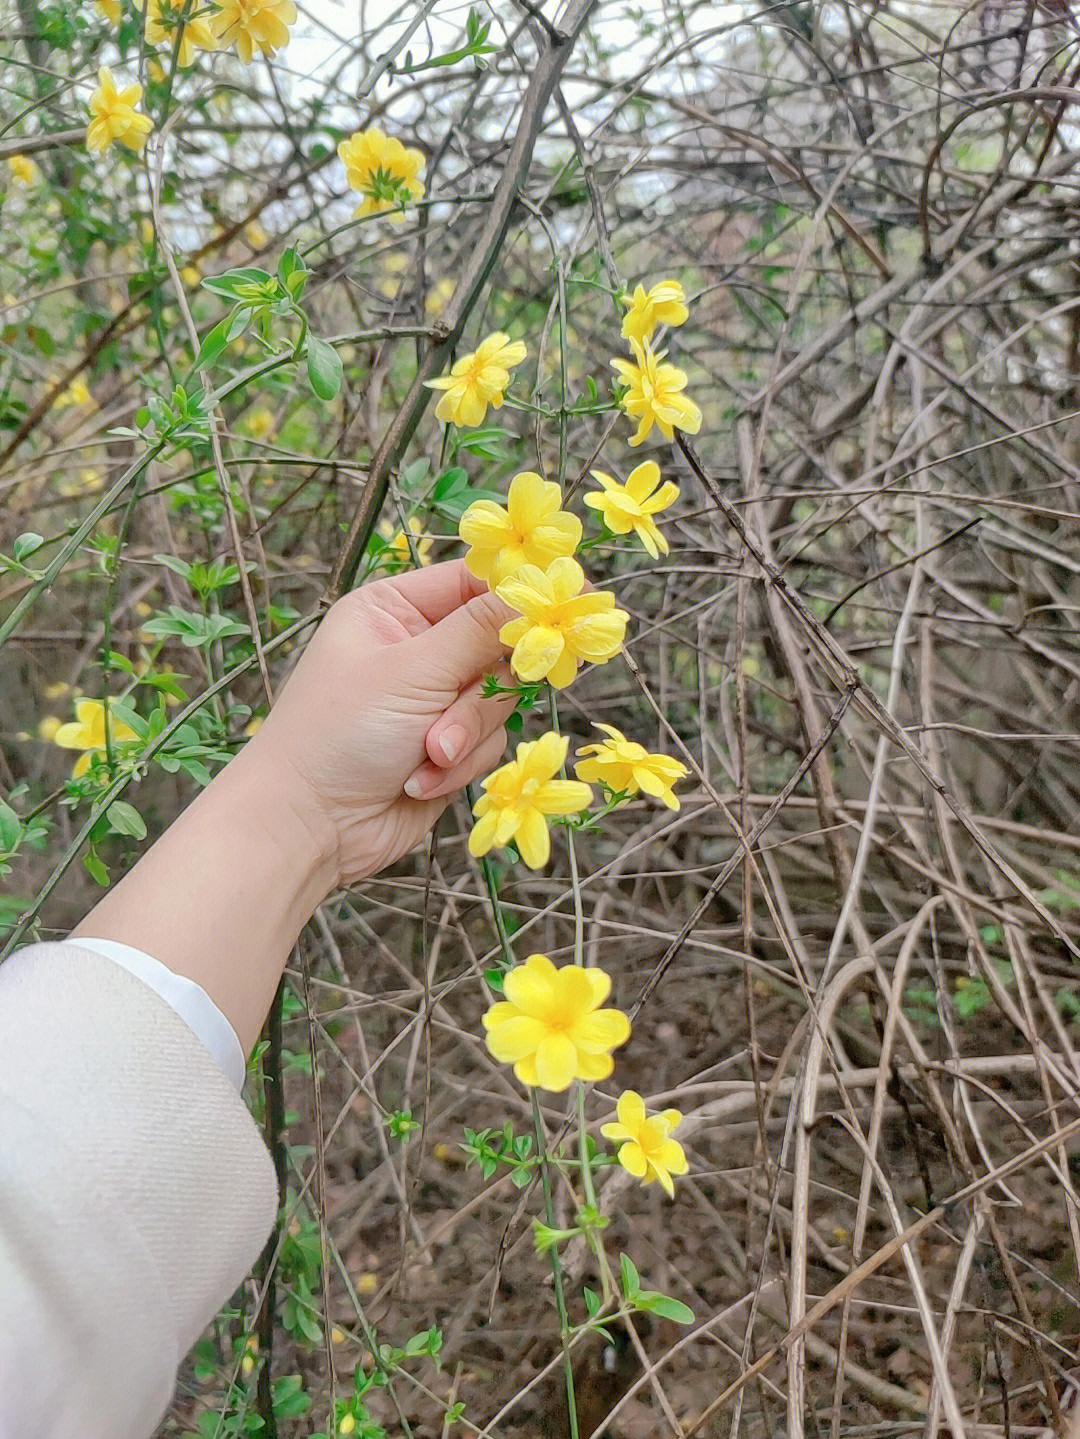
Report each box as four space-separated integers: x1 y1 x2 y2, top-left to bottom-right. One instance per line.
514 807 551 869
534 1032 577 1091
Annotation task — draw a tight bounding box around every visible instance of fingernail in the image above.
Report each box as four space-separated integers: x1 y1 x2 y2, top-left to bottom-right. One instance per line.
404 776 424 799
439 725 467 762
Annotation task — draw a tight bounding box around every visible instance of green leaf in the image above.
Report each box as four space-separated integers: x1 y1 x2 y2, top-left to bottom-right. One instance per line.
306 335 342 401
193 313 234 371
277 245 308 298
107 800 147 840
84 851 110 886
635 1291 695 1324
13 532 43 562
201 266 273 298
583 1285 601 1317
619 1252 640 1298
0 801 21 853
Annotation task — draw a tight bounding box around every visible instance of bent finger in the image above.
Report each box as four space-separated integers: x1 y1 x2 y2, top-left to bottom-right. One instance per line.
404 725 508 802
424 661 515 769
404 587 515 695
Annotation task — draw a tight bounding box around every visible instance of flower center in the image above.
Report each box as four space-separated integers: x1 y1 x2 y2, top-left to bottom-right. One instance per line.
462 356 488 388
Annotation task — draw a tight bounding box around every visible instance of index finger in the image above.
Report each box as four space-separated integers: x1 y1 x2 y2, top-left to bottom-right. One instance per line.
355 558 488 627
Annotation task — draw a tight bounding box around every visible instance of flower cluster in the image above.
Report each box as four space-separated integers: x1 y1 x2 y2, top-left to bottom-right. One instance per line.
611 278 700 446
480 955 687 1193
445 282 700 1197
136 0 218 67
86 0 299 150
211 0 296 62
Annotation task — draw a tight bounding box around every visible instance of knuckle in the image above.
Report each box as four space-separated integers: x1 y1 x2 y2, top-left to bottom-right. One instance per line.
465 589 513 635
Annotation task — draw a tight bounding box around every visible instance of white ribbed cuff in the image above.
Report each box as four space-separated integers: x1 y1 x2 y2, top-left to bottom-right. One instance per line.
66 938 246 1092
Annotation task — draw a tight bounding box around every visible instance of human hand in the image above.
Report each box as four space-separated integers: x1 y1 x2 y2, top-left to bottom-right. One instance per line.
244 560 515 886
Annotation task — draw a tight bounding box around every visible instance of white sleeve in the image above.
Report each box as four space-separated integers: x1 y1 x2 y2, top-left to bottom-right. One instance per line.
0 942 279 1439
65 936 246 1091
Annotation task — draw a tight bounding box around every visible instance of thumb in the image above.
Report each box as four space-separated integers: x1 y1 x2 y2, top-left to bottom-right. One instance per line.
405 588 516 693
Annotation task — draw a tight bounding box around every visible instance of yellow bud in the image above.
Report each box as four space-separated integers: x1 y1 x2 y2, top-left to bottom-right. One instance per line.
43 680 71 700
331 1327 347 1345
357 1272 378 1296
180 264 201 288
140 218 154 245
339 1415 356 1435
243 715 264 737
38 716 63 741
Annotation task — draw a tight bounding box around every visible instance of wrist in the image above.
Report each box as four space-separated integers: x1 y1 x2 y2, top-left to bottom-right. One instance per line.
228 740 341 902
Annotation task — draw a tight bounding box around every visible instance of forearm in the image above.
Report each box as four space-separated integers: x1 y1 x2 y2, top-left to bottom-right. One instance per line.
71 745 336 1055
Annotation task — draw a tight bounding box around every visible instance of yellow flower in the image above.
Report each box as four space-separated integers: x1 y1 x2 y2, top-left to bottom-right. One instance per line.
95 0 122 22
611 339 702 447
382 517 433 566
86 67 154 153
244 218 268 249
425 276 455 317
52 376 92 409
496 557 628 690
621 279 689 346
53 699 139 777
575 725 687 810
482 953 631 1091
239 1334 258 1377
244 405 275 438
584 460 679 558
425 332 526 428
601 1090 687 1198
459 471 581 586
211 0 297 63
468 731 592 870
7 155 37 186
338 126 425 222
135 0 218 66
57 466 105 498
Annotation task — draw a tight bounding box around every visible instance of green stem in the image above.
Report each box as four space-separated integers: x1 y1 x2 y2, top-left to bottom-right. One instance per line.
529 1089 581 1439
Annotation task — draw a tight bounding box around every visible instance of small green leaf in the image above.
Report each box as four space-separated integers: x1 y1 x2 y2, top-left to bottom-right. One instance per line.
84 851 110 886
306 335 342 401
583 1285 601 1317
106 800 147 840
193 314 233 371
635 1291 695 1324
619 1252 640 1298
0 801 21 852
13 532 43 562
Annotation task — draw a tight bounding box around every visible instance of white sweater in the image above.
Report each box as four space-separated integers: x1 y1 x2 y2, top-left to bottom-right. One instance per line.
0 942 278 1437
